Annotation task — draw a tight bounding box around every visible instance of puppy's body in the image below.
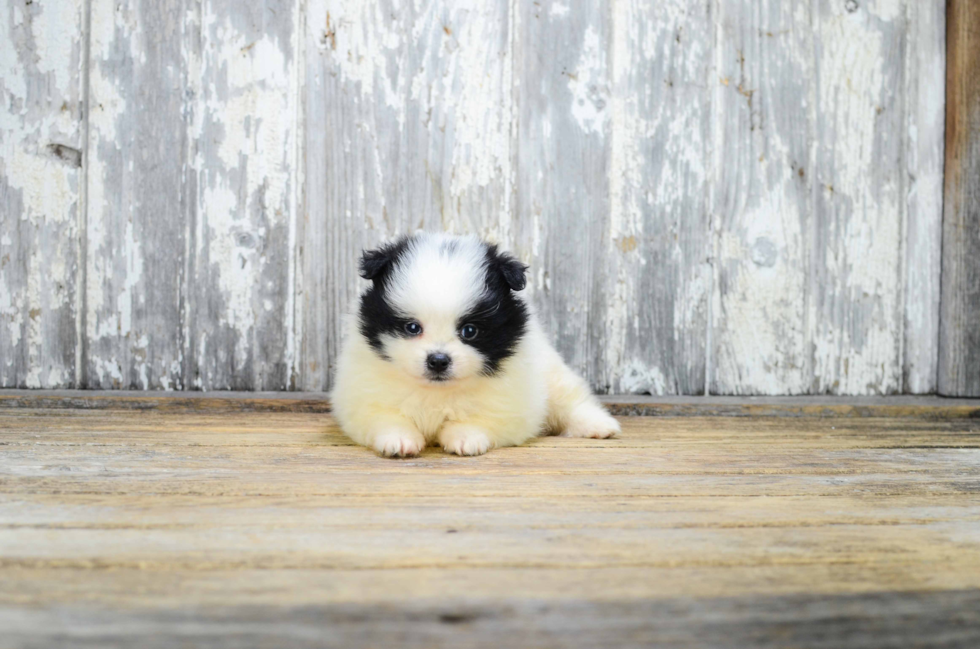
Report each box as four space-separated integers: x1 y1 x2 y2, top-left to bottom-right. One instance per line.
332 233 619 457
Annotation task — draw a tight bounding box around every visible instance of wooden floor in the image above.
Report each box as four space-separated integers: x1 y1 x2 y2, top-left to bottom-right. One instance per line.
2 399 980 647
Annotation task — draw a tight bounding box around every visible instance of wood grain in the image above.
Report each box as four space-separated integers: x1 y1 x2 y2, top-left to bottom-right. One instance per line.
939 0 980 397
711 0 813 395
602 0 710 395
903 1 946 393
184 0 303 390
514 0 608 386
84 0 305 391
809 0 908 395
1 587 978 649
84 0 190 389
0 0 85 388
1 408 979 646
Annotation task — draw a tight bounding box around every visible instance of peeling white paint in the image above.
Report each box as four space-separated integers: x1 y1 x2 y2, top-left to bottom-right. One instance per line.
619 359 667 395
603 0 712 393
115 220 144 338
85 3 131 346
903 0 945 394
314 0 405 112
1 0 83 388
875 0 904 22
709 0 812 395
606 9 641 389
812 2 904 394
550 3 569 18
568 25 608 136
191 5 300 388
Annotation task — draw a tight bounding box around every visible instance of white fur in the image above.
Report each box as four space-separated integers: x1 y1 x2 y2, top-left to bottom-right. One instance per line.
331 234 620 457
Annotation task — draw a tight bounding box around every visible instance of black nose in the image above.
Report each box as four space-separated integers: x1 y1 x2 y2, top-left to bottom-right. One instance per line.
426 352 452 373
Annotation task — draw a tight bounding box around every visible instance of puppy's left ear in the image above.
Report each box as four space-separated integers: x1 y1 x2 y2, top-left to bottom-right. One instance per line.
488 246 528 292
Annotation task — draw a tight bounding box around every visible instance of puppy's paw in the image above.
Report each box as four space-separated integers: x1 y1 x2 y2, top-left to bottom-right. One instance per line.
439 425 493 456
562 404 621 439
373 430 426 458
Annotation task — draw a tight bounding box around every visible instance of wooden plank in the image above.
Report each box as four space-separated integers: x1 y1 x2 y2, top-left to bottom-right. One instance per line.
1 587 978 649
809 0 908 395
939 0 980 397
514 0 609 387
710 0 812 395
300 0 515 391
85 0 303 391
84 0 189 389
600 0 710 395
2 415 979 501
0 0 85 388
4 441 980 483
2 410 979 447
6 492 979 529
4 519 979 570
4 566 980 608
903 0 946 393
184 0 303 390
4 465 977 500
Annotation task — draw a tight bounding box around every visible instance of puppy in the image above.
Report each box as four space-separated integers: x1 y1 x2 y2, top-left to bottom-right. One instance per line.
331 233 620 457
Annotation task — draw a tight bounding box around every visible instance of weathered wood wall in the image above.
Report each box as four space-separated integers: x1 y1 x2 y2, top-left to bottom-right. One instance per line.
0 1 956 395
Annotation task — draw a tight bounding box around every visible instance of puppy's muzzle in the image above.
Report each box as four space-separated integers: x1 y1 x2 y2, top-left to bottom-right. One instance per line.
426 352 452 379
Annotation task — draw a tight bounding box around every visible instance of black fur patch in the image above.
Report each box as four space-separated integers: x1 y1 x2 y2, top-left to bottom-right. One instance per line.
358 237 414 356
359 238 411 282
457 245 529 375
486 244 528 291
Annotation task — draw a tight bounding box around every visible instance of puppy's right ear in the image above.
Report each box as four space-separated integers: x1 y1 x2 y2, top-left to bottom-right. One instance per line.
359 239 408 281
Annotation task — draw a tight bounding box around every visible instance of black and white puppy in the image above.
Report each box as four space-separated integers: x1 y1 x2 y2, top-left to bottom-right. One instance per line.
332 233 620 457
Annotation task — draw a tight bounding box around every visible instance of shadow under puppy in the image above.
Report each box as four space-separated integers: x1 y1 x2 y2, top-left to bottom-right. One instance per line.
332 233 620 457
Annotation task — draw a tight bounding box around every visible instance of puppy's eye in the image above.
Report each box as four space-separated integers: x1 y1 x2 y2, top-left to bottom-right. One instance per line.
404 321 423 336
459 324 478 340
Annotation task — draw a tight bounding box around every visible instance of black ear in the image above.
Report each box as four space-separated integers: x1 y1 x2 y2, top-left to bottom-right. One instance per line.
488 245 527 292
359 239 409 281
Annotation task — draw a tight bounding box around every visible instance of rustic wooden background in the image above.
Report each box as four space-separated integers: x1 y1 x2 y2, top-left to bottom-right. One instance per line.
2 0 974 396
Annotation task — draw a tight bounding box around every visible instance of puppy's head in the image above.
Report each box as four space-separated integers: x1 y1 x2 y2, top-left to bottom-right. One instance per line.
357 233 528 384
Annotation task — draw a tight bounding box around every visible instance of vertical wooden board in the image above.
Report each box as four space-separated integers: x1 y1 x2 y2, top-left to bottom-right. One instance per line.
939 0 980 396
902 1 945 394
185 0 302 390
300 0 514 390
709 1 812 395
0 0 84 388
809 0 907 395
85 0 189 389
599 1 710 394
515 0 609 386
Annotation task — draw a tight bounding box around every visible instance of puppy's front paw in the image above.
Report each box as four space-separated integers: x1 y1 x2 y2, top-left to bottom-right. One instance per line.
373 430 426 458
562 404 621 439
439 425 493 456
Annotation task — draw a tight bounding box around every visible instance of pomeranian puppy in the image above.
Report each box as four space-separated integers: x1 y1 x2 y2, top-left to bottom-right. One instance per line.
331 233 620 457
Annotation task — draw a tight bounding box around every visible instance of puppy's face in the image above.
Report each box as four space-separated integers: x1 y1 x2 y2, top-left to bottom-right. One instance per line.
357 234 528 384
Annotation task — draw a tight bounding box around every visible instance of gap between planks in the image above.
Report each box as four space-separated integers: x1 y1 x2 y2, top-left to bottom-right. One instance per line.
0 390 978 418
